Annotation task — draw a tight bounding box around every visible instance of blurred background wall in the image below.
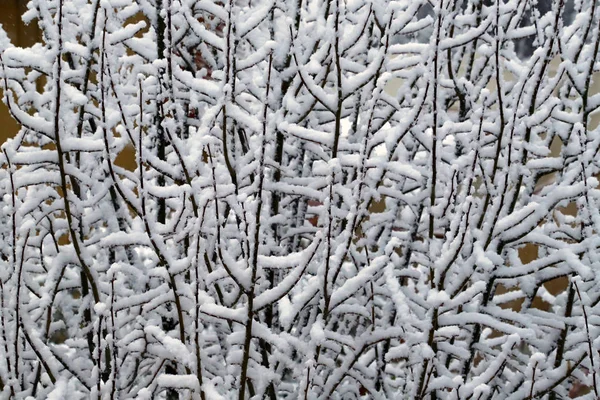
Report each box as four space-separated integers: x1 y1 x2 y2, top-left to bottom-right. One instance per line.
0 0 39 143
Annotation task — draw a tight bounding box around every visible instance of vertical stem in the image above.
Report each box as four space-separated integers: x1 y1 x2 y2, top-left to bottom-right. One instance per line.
154 2 177 398
419 1 444 397
238 53 273 400
2 151 18 393
574 281 598 397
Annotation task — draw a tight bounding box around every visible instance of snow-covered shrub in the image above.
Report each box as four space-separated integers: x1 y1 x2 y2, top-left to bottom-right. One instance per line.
0 0 599 398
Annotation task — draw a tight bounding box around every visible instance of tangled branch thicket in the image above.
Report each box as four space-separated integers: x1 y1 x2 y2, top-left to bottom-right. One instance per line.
0 0 599 398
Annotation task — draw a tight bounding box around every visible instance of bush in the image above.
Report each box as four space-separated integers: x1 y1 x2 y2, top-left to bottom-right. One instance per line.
0 0 599 398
